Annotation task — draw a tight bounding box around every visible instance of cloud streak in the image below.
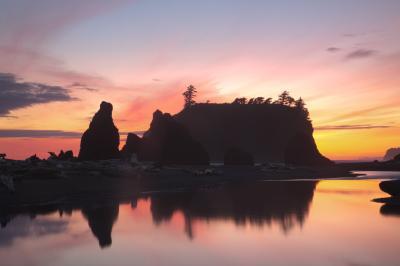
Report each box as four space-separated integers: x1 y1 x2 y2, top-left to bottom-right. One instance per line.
326 47 341 53
315 124 392 131
345 49 377 60
0 73 76 116
0 129 143 138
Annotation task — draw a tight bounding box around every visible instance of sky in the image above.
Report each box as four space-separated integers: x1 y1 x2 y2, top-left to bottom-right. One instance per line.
0 0 399 160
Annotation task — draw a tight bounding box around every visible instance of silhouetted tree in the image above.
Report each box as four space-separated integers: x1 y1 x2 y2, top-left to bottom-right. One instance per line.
274 91 295 106
253 97 264 104
183 85 197 108
295 97 310 120
232 97 247 104
248 98 255 104
264 97 272 104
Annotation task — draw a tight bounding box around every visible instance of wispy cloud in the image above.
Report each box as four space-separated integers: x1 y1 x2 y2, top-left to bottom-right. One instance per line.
68 82 98 92
326 47 341 53
0 129 143 138
315 124 392 131
0 73 76 116
0 129 81 138
345 49 377 60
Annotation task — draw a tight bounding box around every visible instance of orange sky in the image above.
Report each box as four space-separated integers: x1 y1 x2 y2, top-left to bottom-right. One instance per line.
0 1 399 160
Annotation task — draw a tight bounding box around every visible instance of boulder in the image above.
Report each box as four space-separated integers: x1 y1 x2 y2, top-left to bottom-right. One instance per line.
284 132 333 166
120 133 142 159
138 110 209 165
48 150 74 161
79 102 120 160
224 147 254 166
380 180 400 197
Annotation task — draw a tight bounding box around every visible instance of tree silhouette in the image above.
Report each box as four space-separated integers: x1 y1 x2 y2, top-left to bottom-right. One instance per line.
264 97 272 104
183 85 197 108
253 97 264 104
274 91 295 106
295 97 310 120
232 97 247 104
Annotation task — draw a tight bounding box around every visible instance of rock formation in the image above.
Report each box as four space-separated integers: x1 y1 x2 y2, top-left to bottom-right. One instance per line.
224 147 254 166
379 180 400 197
138 110 209 165
174 103 331 164
79 101 120 160
284 132 332 166
383 147 400 161
120 133 142 159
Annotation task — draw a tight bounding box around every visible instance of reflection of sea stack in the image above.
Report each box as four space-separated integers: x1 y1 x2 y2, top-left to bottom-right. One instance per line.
79 101 120 160
81 205 119 248
137 110 209 164
150 181 317 238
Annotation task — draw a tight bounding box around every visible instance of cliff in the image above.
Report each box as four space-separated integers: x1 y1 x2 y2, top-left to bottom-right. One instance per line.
138 110 209 165
383 147 400 161
174 103 331 165
79 101 120 160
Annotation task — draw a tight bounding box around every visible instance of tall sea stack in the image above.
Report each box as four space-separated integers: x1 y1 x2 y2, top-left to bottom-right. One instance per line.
138 110 209 165
78 101 120 160
174 103 331 165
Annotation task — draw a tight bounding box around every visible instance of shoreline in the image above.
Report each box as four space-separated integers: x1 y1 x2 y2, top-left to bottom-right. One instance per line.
1 158 397 209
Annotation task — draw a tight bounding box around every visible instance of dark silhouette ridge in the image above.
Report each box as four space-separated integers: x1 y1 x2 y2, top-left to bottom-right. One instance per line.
380 204 400 217
78 101 120 160
174 103 330 164
81 204 119 248
394 154 400 161
137 110 209 165
284 132 333 166
149 181 317 238
383 147 400 161
224 147 254 166
120 133 142 159
379 180 400 197
48 150 74 161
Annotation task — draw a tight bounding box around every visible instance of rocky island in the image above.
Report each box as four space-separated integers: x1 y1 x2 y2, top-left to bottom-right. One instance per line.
0 92 356 209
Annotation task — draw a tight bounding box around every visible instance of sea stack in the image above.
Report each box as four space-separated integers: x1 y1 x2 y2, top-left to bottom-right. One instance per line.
138 110 209 165
224 147 254 166
284 132 332 166
78 101 120 160
121 133 142 159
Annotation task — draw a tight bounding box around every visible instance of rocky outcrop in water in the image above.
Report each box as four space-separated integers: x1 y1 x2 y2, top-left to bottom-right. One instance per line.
284 132 333 166
380 180 400 197
224 147 254 166
121 133 142 159
79 101 120 160
174 103 330 164
138 110 209 165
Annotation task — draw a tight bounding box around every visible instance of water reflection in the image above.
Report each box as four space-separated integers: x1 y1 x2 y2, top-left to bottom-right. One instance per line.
149 181 317 238
0 181 317 247
0 203 120 249
375 180 400 217
82 204 119 248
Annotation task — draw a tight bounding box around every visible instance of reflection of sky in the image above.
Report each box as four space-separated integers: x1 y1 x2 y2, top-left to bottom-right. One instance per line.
0 180 399 265
0 1 400 159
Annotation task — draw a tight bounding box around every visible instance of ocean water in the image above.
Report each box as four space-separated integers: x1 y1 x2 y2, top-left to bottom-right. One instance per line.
0 177 399 266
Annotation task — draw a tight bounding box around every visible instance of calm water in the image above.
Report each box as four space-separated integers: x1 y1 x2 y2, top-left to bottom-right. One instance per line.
1 176 400 266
